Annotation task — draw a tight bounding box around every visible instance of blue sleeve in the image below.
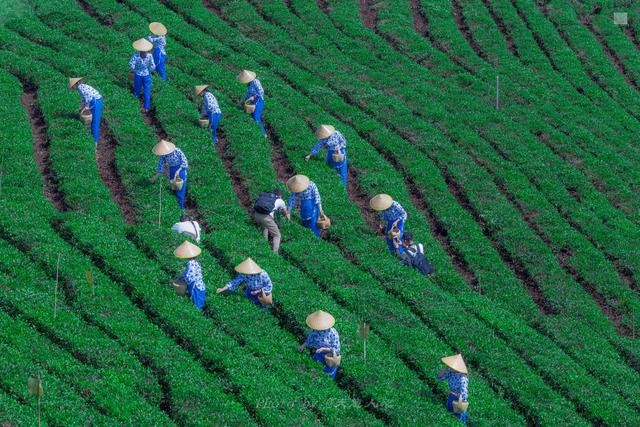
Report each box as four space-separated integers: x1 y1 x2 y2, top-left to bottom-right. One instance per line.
148 55 156 73
225 274 245 292
261 273 273 294
288 193 297 211
310 139 325 156
156 156 166 174
129 54 136 71
179 150 188 169
437 369 450 381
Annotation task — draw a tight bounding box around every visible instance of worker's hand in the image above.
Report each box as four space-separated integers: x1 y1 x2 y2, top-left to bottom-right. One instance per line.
319 206 324 215
216 287 227 294
251 289 261 295
392 239 400 249
315 347 329 354
149 175 158 184
297 344 306 352
286 212 291 221
304 154 311 162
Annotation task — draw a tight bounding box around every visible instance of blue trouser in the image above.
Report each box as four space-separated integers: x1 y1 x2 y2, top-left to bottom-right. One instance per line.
300 199 320 237
251 97 266 136
446 395 467 424
89 98 102 142
385 219 404 254
133 74 152 109
326 151 348 186
188 283 206 311
208 112 222 145
152 48 167 80
169 165 187 210
312 351 339 380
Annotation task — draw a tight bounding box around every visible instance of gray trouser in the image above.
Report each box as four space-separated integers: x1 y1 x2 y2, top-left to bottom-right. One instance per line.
253 212 281 253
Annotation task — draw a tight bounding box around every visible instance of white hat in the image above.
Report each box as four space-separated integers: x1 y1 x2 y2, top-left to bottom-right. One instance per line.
234 258 263 275
173 241 202 259
68 77 83 90
286 175 310 193
194 85 208 96
441 354 468 375
149 22 167 36
152 139 176 156
315 125 336 140
369 194 393 211
237 70 257 84
306 310 335 330
132 38 153 52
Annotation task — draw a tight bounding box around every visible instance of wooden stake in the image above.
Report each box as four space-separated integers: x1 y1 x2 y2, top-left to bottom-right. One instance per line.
86 270 94 297
158 180 162 228
358 321 370 363
37 372 41 427
54 253 61 319
28 372 43 427
495 75 500 110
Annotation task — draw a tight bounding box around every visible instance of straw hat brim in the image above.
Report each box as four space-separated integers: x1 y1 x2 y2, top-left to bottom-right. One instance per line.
234 258 263 275
133 38 154 52
149 22 167 36
68 77 83 90
174 241 202 259
194 85 208 97
306 311 335 330
441 354 468 375
286 175 310 193
237 70 257 84
152 140 176 156
370 194 393 211
316 125 336 140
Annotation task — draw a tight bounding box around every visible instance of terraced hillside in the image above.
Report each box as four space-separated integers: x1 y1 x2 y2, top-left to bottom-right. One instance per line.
1 1 639 425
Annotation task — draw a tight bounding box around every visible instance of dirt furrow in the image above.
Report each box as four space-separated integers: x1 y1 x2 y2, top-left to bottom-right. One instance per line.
359 0 378 31
479 0 520 58
316 0 329 14
409 0 427 36
20 84 70 212
450 0 489 61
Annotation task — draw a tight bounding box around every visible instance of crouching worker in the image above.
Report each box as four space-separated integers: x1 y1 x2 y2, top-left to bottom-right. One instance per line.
171 215 201 243
216 258 273 308
298 311 341 380
174 241 206 310
393 232 434 276
287 175 324 237
370 194 407 254
438 354 469 424
253 189 289 254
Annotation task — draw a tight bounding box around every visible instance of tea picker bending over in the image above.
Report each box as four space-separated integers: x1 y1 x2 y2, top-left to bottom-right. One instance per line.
68 77 102 143
298 311 341 380
287 175 324 237
305 125 348 186
172 215 201 243
216 258 274 308
194 85 222 145
438 354 469 424
253 189 289 254
150 139 188 211
370 194 407 254
237 70 266 137
174 241 206 310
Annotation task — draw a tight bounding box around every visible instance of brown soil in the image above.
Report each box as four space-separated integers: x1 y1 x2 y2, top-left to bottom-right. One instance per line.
358 0 377 31
479 0 519 58
580 14 640 93
316 0 329 14
450 0 488 61
215 130 253 214
409 0 427 36
20 86 69 212
265 123 295 185
96 126 137 224
509 0 560 72
142 108 169 140
622 25 640 52
346 168 384 235
201 0 225 19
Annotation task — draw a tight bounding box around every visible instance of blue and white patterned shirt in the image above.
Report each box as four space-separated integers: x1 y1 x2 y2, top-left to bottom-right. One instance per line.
311 130 346 156
146 34 166 55
305 328 341 355
225 271 273 295
76 83 102 108
129 52 156 76
380 201 407 223
180 259 205 291
243 79 264 100
437 369 468 401
201 91 221 115
288 181 321 211
157 148 188 174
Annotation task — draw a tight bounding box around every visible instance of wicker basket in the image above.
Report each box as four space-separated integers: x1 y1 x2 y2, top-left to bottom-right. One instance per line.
244 102 256 114
257 289 273 306
198 118 210 128
387 224 401 240
331 150 345 163
324 353 341 367
170 177 184 191
452 398 469 414
80 109 92 125
317 213 331 230
172 280 187 296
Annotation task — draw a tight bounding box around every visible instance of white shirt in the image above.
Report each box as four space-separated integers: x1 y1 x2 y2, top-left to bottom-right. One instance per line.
171 220 201 243
270 198 286 218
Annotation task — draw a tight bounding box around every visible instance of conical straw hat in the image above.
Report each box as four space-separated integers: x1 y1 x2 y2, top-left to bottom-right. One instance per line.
152 139 176 156
132 38 153 52
369 194 393 211
173 241 201 259
286 175 310 193
315 125 336 140
237 70 257 84
306 310 335 330
441 354 468 375
68 77 83 90
149 22 167 36
194 85 208 97
234 258 263 275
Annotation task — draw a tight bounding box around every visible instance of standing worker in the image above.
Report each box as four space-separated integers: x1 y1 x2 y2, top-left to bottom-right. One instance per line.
437 354 469 424
194 85 222 145
237 70 266 138
298 310 341 380
146 22 168 81
370 194 407 254
129 38 155 112
174 241 206 310
305 125 348 186
253 189 289 254
68 77 102 143
287 175 324 237
150 139 188 211
216 258 273 308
